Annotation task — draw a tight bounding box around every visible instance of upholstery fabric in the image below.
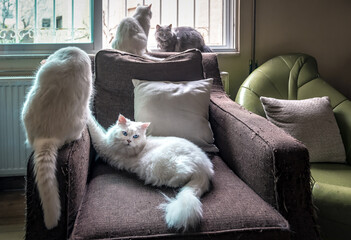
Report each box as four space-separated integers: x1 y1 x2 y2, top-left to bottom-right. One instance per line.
311 163 351 187
94 49 204 129
260 96 346 163
71 156 290 240
210 91 318 240
313 182 351 223
133 78 218 152
311 162 351 237
236 54 351 164
25 51 319 240
26 128 92 240
235 53 351 240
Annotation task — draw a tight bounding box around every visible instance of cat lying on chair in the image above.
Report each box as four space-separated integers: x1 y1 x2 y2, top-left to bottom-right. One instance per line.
87 114 214 231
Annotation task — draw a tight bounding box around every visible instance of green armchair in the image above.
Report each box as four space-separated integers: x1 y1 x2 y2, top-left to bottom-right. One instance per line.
235 53 351 240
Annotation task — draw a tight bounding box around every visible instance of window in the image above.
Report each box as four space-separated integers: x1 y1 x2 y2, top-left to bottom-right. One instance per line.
103 0 237 52
0 0 237 54
0 0 102 54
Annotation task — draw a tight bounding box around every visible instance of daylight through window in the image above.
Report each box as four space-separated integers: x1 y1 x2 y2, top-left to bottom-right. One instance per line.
103 0 237 51
0 0 92 44
0 0 237 53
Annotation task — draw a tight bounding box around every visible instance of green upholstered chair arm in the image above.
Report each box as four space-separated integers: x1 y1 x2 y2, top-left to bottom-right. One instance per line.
235 53 351 164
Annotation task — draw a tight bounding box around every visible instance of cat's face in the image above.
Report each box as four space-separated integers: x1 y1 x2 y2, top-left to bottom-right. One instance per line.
155 24 173 41
111 115 150 154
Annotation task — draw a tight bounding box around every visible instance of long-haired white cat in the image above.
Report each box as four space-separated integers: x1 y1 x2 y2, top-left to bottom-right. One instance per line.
87 114 214 231
22 47 93 229
111 4 152 56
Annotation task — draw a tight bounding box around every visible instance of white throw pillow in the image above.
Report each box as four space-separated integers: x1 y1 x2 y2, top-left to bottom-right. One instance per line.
260 96 346 163
133 78 218 152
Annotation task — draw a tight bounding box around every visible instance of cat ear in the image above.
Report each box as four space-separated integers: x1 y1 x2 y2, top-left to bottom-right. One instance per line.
117 114 127 125
141 122 150 130
156 24 160 30
148 4 152 9
168 24 172 29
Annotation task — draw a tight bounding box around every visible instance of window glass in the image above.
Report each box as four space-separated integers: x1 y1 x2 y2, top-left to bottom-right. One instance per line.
102 0 237 52
0 0 236 54
0 0 91 44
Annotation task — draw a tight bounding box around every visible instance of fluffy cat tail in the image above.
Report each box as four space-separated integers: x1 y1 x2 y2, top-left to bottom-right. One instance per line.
33 138 61 229
160 173 211 231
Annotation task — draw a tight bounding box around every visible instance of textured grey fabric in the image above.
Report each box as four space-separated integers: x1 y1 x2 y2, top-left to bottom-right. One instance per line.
260 96 346 163
209 91 319 240
94 49 205 129
71 156 290 239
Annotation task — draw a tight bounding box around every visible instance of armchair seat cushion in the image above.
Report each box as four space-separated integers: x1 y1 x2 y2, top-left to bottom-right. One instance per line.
311 163 351 188
71 155 290 240
311 163 351 240
311 164 351 226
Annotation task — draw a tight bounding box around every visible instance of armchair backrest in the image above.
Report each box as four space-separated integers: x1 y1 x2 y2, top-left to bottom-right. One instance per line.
235 53 351 164
93 49 222 129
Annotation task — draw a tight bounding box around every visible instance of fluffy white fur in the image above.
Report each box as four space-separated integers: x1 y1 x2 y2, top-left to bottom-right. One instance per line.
111 4 152 56
87 114 214 231
21 47 93 229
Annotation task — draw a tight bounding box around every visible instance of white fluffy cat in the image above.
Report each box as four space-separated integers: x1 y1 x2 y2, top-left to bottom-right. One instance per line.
22 47 93 229
111 4 152 56
87 114 214 231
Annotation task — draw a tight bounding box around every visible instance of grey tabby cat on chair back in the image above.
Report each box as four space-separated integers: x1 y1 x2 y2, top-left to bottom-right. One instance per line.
155 24 213 52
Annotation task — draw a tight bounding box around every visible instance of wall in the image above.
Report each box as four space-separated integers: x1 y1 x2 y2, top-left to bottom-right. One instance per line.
218 0 351 100
255 0 351 99
217 0 253 99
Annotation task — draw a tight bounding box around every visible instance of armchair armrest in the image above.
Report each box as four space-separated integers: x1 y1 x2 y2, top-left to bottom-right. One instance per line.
26 127 93 240
209 91 319 240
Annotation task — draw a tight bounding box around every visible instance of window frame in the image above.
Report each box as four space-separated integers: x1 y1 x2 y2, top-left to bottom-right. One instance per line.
158 0 238 52
102 0 238 53
0 0 103 55
209 0 238 53
0 0 238 55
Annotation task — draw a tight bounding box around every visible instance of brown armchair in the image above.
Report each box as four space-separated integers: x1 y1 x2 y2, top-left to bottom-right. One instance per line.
25 49 319 240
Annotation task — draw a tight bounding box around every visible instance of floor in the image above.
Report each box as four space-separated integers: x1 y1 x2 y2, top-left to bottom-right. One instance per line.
0 189 25 240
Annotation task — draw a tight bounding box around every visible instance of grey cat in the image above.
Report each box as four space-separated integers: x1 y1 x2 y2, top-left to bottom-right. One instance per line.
155 24 212 52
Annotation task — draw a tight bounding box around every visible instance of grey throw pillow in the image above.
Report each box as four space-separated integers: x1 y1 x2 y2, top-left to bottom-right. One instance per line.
133 78 218 152
260 96 346 163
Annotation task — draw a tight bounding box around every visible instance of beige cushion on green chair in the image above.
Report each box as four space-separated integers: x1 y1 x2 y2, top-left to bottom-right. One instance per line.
260 96 346 163
235 53 351 240
236 54 351 164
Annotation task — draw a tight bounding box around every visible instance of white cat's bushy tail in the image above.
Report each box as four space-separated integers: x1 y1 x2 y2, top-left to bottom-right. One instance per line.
111 20 127 50
33 138 61 229
160 173 211 231
111 18 148 56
